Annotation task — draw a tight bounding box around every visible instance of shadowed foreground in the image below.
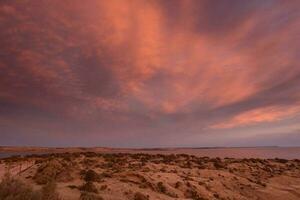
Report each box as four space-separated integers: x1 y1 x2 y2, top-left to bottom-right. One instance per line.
1 152 300 200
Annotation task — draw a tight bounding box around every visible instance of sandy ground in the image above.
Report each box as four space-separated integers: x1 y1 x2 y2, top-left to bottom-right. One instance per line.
0 152 300 200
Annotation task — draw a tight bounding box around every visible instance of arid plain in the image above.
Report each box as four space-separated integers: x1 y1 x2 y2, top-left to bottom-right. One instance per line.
0 147 300 200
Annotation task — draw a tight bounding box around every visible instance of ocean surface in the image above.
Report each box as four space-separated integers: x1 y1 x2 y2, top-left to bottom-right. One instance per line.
0 147 299 159
0 152 48 159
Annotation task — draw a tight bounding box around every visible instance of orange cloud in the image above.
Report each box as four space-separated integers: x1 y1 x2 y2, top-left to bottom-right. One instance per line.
211 105 300 129
0 0 300 146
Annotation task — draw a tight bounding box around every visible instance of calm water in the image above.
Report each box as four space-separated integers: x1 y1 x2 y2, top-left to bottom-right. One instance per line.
0 147 299 159
0 152 48 159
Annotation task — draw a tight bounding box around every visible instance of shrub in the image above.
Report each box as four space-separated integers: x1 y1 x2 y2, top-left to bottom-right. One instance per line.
157 182 166 193
213 159 225 169
99 172 112 178
80 181 98 193
80 192 104 200
0 172 61 200
35 159 72 184
185 189 206 200
99 185 107 191
34 160 62 184
274 158 288 164
175 181 182 188
83 170 100 182
40 180 61 200
134 192 149 200
0 173 41 200
68 185 78 189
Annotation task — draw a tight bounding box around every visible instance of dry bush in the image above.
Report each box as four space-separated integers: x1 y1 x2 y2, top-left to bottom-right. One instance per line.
157 181 167 193
79 181 98 193
0 172 61 200
0 173 41 200
82 169 100 182
80 192 104 200
68 185 78 189
34 159 72 184
213 161 225 169
161 154 177 164
83 152 98 158
99 185 107 191
185 189 206 200
40 180 61 200
99 171 112 178
134 173 152 189
210 158 226 169
2 156 24 164
134 192 149 200
274 158 288 164
34 159 62 184
81 158 97 167
175 181 182 188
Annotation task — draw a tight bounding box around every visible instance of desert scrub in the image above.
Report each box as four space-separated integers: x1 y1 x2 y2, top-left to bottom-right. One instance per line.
99 171 112 178
83 152 98 158
211 158 225 169
80 181 98 193
40 180 61 200
2 155 24 164
99 184 108 191
175 181 182 188
81 169 101 182
213 161 225 169
80 192 104 200
161 154 177 164
34 159 62 184
134 192 149 200
274 158 288 164
157 181 167 193
0 172 41 200
0 172 61 200
185 189 206 200
68 185 78 189
34 159 72 184
82 158 97 167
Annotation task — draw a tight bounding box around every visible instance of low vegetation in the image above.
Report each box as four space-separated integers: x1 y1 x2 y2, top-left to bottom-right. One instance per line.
0 172 60 200
79 181 98 193
134 192 149 200
0 152 299 200
80 192 103 200
34 159 72 184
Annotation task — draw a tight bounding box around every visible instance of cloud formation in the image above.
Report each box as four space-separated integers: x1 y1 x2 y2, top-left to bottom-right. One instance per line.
0 0 299 147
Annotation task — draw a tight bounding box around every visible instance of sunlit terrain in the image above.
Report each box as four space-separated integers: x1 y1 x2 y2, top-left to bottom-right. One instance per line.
1 150 300 200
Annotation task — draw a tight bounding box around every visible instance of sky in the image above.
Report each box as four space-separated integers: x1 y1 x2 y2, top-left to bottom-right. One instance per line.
0 0 300 147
